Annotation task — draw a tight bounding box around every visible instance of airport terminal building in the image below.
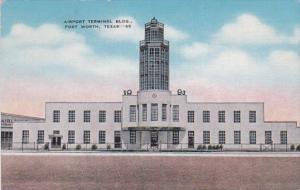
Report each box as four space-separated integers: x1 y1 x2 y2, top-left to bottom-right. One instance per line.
5 18 300 151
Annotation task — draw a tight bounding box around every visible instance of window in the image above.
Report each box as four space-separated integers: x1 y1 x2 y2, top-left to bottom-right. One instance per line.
37 130 44 144
83 131 90 144
234 111 241 123
68 110 75 122
203 111 210 123
265 131 272 144
249 131 256 144
68 130 75 144
53 110 60 123
130 131 136 144
142 104 147 121
234 131 241 144
129 105 136 122
83 110 91 123
280 131 287 144
173 131 179 144
114 110 122 123
99 110 106 123
22 130 29 144
173 105 179 122
218 111 225 123
249 111 256 123
218 131 226 144
188 111 194 123
151 104 158 121
203 131 210 144
99 131 106 144
162 104 167 121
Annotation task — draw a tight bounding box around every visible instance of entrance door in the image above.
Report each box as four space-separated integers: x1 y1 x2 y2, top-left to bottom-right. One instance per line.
188 131 194 148
151 131 158 147
114 131 121 148
51 137 61 148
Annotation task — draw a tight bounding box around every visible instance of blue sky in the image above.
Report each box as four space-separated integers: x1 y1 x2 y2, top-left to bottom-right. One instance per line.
0 0 299 123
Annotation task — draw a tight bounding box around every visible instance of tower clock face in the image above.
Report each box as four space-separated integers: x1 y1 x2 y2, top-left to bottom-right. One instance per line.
152 93 157 98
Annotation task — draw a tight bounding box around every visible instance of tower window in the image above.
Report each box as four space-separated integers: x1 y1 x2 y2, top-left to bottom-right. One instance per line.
142 104 147 121
172 105 179 122
162 104 167 121
129 105 136 122
151 104 158 121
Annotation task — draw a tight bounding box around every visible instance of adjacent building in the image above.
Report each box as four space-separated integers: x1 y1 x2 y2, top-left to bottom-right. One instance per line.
5 18 300 151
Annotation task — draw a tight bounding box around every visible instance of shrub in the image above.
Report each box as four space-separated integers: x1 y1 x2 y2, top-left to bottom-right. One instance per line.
91 144 98 150
290 144 295 151
208 145 212 150
197 145 207 150
76 144 81 150
296 145 300 151
220 144 223 150
107 144 111 150
44 143 49 150
197 145 202 150
62 144 66 150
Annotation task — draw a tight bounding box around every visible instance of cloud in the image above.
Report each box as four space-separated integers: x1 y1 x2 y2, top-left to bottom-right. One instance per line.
213 14 299 45
0 23 139 116
98 16 188 42
0 23 137 79
180 42 211 60
268 50 300 71
165 24 189 41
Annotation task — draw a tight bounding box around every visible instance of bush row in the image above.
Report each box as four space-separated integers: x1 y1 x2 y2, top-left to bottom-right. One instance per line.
290 144 300 151
197 144 223 150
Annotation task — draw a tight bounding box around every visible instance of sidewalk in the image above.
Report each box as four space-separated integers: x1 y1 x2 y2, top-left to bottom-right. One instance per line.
2 151 300 157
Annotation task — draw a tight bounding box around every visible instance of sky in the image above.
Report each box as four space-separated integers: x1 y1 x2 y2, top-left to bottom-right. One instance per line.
0 0 299 124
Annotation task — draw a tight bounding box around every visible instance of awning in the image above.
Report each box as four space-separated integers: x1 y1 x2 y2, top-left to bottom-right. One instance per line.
48 134 63 138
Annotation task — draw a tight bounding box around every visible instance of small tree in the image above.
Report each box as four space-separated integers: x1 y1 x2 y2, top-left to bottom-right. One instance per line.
107 144 111 150
44 143 49 150
197 145 202 150
76 144 81 150
290 144 295 151
296 145 300 151
62 144 66 150
91 144 98 150
220 144 223 151
208 145 212 150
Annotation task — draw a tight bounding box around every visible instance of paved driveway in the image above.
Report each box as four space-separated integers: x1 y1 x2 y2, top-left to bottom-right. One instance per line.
2 154 300 190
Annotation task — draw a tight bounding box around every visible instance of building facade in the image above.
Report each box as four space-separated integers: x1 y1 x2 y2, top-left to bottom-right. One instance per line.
8 18 300 151
1 112 44 149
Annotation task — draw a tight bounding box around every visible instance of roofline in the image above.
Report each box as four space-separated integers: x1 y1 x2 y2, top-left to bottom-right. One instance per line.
1 112 45 120
187 102 264 104
45 102 122 104
264 121 297 123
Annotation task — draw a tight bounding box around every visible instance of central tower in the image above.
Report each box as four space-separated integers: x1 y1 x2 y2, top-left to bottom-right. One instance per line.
139 17 169 91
